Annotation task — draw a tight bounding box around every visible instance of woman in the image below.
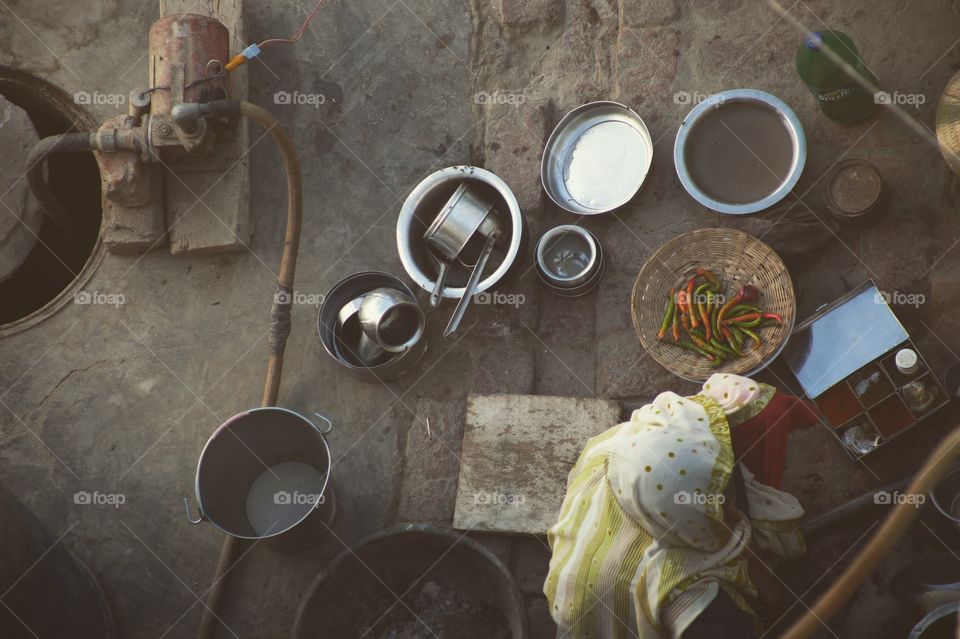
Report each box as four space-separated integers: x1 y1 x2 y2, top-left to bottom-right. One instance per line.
544 373 818 638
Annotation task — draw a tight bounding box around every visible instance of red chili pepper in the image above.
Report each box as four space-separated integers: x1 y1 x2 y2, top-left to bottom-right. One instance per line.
762 312 783 324
717 285 761 324
699 300 712 340
695 268 722 290
676 290 688 316
686 277 698 328
672 310 681 343
725 312 762 324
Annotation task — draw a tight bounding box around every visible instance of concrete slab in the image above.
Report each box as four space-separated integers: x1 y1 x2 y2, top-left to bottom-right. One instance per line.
453 393 620 534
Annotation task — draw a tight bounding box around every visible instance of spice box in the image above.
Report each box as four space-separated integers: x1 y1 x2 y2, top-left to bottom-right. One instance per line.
784 282 948 459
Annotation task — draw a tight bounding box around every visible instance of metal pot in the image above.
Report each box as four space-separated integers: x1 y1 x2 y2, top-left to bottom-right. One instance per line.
292 524 530 638
185 408 335 553
424 183 498 263
318 272 428 383
908 601 960 639
931 464 960 526
397 166 527 300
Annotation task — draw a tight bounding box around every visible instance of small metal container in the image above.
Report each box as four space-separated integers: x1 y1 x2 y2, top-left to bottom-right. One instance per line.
318 272 428 383
424 183 496 262
823 158 885 224
535 225 605 297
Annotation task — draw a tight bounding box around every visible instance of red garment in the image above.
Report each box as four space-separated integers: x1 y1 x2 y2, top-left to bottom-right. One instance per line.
729 392 819 489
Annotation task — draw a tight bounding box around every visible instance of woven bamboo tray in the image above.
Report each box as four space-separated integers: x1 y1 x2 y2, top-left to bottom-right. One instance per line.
631 228 795 382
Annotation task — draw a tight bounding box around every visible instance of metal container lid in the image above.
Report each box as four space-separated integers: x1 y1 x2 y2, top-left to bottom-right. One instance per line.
895 348 919 375
784 282 909 399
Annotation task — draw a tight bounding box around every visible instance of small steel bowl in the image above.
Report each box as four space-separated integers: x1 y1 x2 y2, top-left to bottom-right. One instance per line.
535 227 605 297
674 89 806 215
535 225 599 288
541 101 653 215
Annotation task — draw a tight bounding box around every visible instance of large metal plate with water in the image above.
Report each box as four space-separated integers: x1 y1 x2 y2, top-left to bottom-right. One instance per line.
784 283 909 399
541 101 653 215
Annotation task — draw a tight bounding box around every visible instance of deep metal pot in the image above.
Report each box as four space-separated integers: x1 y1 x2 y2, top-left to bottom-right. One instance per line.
185 407 335 553
318 271 428 383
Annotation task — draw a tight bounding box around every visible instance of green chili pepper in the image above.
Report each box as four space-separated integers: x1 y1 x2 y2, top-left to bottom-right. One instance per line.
709 338 736 356
657 291 676 341
677 339 713 359
740 326 762 349
732 317 762 328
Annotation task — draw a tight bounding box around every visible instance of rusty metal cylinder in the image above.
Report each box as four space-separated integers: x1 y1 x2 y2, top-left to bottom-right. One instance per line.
148 13 229 115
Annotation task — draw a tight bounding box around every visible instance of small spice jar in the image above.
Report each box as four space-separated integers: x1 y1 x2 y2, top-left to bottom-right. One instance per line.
895 348 920 375
824 158 885 224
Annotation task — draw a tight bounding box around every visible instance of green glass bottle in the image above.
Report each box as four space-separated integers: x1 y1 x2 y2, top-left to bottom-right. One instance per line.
796 30 878 123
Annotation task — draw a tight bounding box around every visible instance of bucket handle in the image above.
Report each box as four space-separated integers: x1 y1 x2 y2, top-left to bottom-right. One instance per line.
183 497 204 525
311 412 333 434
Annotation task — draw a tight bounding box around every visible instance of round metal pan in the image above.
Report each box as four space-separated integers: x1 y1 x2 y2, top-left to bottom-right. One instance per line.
674 89 806 215
541 101 653 215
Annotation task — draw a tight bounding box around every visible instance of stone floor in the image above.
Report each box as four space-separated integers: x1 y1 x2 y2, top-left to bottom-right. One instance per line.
3 0 960 637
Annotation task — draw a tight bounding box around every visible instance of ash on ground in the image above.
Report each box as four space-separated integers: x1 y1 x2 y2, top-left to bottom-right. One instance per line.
369 579 511 639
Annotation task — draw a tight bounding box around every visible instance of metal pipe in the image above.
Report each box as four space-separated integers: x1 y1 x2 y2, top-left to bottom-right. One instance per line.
195 100 302 639
799 475 912 540
25 132 95 236
783 426 960 639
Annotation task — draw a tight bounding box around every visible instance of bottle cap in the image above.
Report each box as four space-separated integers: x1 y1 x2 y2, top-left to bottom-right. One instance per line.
804 32 824 51
895 349 919 375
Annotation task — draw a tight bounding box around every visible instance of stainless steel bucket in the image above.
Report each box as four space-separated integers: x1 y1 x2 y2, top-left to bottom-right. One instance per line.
185 407 335 553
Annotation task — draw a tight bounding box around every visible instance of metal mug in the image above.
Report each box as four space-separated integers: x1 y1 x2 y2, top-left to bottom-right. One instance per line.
337 297 391 367
358 287 426 353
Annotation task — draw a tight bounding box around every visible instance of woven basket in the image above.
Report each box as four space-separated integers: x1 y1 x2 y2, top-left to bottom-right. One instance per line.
937 68 960 176
631 228 795 382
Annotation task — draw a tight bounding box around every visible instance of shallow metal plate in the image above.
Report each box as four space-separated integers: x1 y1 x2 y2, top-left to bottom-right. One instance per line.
541 101 653 215
784 283 909 399
674 89 806 215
